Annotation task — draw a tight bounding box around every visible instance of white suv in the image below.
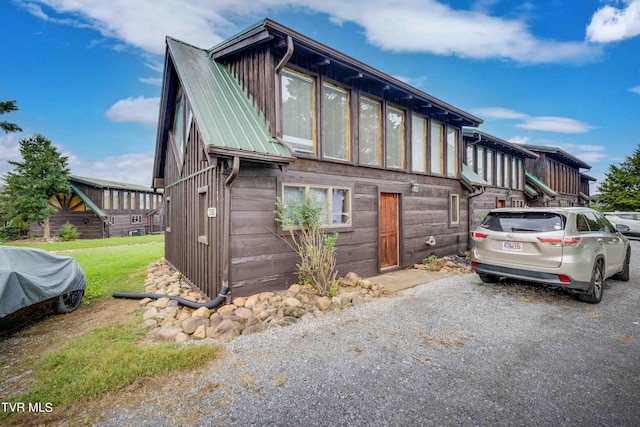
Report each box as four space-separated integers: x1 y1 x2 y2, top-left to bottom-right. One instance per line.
470 207 631 303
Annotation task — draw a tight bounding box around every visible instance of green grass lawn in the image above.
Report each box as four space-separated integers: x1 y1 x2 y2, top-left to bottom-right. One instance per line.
0 234 221 423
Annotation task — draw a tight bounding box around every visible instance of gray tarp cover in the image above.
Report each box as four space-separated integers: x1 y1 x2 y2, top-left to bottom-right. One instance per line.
0 246 86 318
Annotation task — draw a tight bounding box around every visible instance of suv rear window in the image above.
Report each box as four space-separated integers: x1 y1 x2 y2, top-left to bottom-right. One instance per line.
480 212 566 233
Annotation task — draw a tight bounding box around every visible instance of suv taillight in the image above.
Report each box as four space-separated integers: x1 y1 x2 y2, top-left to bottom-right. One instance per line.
537 236 581 247
471 231 488 240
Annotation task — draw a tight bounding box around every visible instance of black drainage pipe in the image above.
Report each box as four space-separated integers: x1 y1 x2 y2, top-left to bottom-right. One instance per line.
112 287 229 310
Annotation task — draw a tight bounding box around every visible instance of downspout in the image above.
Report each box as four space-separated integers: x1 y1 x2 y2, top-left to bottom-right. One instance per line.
221 156 240 296
113 157 240 309
274 35 294 140
467 186 485 252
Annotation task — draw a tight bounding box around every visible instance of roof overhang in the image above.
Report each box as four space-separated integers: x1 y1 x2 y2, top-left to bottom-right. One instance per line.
463 129 538 159
525 172 558 198
210 19 483 128
69 182 107 219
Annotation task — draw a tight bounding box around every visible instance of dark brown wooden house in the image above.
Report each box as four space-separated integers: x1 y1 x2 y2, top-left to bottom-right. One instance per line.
462 129 538 229
522 145 593 207
31 176 164 239
152 18 485 299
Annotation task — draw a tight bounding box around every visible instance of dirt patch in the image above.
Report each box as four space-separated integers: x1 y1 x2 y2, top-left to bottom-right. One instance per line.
0 298 139 401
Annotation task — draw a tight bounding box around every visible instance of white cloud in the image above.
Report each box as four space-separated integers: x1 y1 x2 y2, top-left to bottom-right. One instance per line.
67 151 155 186
139 77 163 86
474 106 593 134
508 136 530 145
554 143 608 164
586 0 640 43
472 107 529 120
21 0 602 64
630 85 640 94
106 96 160 126
517 116 594 134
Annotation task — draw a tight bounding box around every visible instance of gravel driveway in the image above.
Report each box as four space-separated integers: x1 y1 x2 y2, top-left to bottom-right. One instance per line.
98 240 640 427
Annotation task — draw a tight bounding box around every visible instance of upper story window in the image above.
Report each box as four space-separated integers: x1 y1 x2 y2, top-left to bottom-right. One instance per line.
446 127 458 178
411 115 427 173
386 106 405 169
476 146 485 180
322 82 350 161
282 69 316 155
430 120 444 175
359 96 382 166
103 190 111 210
496 153 503 187
173 93 184 163
486 149 494 185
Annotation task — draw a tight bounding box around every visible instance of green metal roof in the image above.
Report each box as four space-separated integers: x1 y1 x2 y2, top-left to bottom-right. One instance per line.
69 182 107 219
579 191 591 201
71 176 158 193
525 172 558 197
167 37 294 161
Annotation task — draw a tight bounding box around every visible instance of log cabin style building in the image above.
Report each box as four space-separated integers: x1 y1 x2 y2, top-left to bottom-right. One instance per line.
522 145 593 207
461 129 538 230
152 18 487 299
30 176 164 239
153 18 597 300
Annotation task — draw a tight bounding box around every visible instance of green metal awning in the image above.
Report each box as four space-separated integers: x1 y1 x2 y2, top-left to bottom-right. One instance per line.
461 163 489 190
524 184 539 198
69 183 107 219
579 191 591 201
525 172 558 197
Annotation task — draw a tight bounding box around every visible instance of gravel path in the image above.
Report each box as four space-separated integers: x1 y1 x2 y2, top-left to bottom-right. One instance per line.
97 240 640 427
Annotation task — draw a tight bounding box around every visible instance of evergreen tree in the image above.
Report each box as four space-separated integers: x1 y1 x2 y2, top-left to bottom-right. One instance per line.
597 144 640 211
0 134 70 239
0 100 22 133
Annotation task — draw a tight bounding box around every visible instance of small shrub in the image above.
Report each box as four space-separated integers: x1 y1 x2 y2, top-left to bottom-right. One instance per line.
58 221 80 241
274 193 339 297
0 226 28 242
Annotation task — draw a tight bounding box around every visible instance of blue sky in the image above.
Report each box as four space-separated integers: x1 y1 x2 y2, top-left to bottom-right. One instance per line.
1 0 639 189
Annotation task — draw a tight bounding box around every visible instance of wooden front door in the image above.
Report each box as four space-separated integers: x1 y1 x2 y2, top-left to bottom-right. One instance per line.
380 193 399 269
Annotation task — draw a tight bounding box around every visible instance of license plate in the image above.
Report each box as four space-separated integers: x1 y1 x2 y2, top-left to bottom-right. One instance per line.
503 241 522 252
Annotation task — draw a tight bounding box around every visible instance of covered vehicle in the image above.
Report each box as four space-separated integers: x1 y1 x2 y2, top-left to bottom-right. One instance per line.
0 246 86 319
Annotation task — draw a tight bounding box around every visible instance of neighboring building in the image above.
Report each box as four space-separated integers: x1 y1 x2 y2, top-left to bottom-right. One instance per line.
30 176 164 239
523 145 593 207
462 129 538 229
152 18 484 299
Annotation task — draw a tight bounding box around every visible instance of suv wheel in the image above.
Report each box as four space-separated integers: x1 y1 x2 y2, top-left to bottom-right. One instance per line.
478 273 500 283
577 261 603 304
612 248 631 282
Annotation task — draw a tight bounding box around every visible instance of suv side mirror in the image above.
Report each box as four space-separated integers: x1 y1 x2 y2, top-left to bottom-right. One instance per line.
616 224 630 233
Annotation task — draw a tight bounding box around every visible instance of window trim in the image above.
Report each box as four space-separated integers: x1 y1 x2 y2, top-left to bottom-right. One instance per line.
450 193 460 226
281 68 317 156
198 186 208 245
279 182 353 232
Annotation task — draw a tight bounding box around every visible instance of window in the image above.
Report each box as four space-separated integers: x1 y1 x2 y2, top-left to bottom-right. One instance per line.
486 149 493 185
130 215 142 224
477 146 485 180
450 194 459 225
430 120 443 174
131 192 137 210
446 127 458 178
123 191 130 209
359 96 382 166
109 216 115 225
517 159 524 190
103 190 111 210
503 155 510 188
386 106 405 169
412 115 427 173
112 191 119 209
512 200 525 208
511 157 517 190
282 184 351 228
173 93 184 163
322 82 350 161
165 197 171 232
282 69 315 155
496 153 503 187
198 186 208 244
466 145 474 170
